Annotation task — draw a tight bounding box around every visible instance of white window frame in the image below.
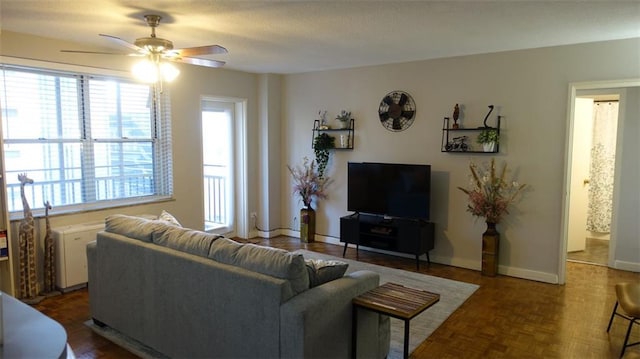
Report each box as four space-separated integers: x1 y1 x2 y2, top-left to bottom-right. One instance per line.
0 57 173 218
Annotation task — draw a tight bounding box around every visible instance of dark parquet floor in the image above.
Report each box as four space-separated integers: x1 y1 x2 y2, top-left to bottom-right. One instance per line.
33 236 640 358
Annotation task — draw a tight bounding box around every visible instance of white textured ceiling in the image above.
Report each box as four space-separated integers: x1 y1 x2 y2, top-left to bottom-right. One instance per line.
1 0 639 74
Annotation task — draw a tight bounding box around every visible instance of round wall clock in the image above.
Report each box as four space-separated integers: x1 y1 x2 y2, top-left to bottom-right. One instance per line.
378 91 416 132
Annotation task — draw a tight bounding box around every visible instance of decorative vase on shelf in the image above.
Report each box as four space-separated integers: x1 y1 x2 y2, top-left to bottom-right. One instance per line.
300 207 316 243
336 120 350 129
483 142 496 152
481 221 499 276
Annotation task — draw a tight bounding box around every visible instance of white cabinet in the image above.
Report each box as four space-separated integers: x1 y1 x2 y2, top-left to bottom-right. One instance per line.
53 223 103 292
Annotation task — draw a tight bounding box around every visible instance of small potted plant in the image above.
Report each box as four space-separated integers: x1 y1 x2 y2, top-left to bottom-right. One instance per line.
335 110 352 129
477 128 499 152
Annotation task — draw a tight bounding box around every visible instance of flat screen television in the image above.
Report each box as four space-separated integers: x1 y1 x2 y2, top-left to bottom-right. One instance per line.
347 162 431 220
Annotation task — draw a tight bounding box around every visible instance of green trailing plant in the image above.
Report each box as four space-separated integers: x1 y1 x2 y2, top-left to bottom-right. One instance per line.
477 128 499 144
313 133 335 178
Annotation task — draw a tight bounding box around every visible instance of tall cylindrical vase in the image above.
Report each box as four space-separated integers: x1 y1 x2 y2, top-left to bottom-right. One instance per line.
482 222 500 276
300 207 316 243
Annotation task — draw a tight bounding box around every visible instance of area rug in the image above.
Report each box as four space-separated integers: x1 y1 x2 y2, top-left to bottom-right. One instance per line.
86 250 478 359
296 249 479 359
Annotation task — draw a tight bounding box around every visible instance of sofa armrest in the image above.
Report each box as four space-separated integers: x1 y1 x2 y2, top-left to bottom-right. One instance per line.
86 240 98 318
280 270 389 359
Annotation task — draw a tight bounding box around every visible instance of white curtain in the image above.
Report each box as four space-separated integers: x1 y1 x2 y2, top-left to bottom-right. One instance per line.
586 101 618 233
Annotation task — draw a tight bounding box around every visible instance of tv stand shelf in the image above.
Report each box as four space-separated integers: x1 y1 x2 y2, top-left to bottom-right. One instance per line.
340 213 434 270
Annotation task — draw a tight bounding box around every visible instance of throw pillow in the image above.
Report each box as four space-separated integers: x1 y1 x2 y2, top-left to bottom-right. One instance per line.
305 258 349 287
158 210 182 227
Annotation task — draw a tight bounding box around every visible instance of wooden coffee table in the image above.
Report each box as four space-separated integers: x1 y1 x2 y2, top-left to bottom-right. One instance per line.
352 282 440 359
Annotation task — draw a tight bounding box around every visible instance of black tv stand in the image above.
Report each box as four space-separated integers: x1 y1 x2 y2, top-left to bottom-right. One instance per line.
340 213 435 270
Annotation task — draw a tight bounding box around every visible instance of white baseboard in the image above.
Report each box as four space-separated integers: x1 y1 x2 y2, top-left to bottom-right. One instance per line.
260 229 561 284
614 260 640 272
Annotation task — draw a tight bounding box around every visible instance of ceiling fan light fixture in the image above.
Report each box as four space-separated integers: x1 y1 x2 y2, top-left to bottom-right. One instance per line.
132 58 159 83
132 58 180 84
160 62 180 83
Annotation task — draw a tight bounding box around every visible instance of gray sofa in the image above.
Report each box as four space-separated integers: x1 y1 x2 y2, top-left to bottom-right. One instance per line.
86 214 390 358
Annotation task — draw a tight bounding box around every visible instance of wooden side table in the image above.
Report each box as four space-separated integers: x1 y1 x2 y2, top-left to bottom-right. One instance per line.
352 282 440 359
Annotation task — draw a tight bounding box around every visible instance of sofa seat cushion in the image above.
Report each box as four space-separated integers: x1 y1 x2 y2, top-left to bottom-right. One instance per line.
152 226 223 258
209 238 309 295
105 214 173 242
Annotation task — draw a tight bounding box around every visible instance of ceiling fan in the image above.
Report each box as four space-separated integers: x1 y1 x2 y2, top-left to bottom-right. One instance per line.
62 14 227 82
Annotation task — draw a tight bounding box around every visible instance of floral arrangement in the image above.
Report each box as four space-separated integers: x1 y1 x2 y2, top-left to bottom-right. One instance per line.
458 158 526 223
287 157 333 208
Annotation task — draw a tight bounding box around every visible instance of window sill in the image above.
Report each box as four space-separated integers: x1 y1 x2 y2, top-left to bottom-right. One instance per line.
9 195 174 221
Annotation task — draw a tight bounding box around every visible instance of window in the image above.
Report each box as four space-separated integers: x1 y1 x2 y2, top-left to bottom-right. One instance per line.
0 65 173 214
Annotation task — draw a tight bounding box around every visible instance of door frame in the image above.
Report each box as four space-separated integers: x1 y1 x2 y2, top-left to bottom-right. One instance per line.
200 95 249 239
559 78 640 284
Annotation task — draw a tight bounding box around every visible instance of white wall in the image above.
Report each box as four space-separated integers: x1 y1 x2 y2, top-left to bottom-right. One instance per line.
613 87 640 269
281 38 640 283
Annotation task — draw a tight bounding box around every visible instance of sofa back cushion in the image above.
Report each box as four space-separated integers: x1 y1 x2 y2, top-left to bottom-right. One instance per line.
152 226 222 258
208 238 309 295
105 214 172 242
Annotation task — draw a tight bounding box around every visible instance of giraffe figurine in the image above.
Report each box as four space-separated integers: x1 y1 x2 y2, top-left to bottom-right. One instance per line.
17 173 42 303
42 200 58 295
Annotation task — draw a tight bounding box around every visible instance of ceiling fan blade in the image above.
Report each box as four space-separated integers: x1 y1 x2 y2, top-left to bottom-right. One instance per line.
174 45 228 57
99 34 144 52
61 50 133 56
173 56 226 68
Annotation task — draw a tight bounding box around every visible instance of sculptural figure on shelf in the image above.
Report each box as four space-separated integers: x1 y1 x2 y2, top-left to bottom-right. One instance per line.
452 103 460 129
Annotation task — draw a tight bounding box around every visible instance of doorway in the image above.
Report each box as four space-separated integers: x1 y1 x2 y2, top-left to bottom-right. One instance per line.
200 97 249 238
566 94 619 266
202 100 235 234
559 79 640 284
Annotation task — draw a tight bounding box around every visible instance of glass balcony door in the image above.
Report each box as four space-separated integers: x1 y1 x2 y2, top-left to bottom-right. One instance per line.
202 100 234 234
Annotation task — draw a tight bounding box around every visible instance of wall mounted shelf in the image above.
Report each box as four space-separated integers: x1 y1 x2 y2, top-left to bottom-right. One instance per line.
312 119 355 150
441 115 501 153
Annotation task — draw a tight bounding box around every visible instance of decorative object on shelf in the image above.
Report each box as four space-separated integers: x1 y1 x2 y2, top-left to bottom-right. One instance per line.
335 110 352 129
339 134 349 148
17 173 44 304
452 103 460 129
313 133 335 178
378 90 416 132
457 159 527 276
287 157 333 243
482 105 494 127
445 135 469 152
477 127 499 152
318 110 329 130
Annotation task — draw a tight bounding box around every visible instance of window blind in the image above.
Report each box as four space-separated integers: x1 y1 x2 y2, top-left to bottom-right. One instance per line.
0 64 173 214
